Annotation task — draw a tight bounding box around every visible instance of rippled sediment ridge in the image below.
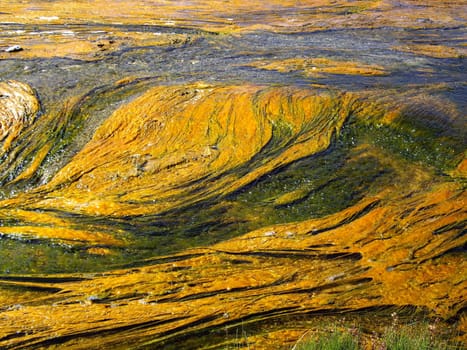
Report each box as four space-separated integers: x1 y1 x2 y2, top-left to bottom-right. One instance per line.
0 0 466 348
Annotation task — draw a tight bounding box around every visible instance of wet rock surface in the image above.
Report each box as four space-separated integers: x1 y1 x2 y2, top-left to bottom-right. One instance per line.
0 80 39 140
0 80 40 161
0 1 465 348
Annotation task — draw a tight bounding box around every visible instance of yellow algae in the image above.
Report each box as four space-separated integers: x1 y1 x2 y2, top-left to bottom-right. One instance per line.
459 314 467 344
271 188 310 206
0 182 464 348
0 0 381 33
0 83 366 246
245 57 387 77
0 80 463 348
86 247 114 255
0 0 464 347
7 143 52 184
0 206 121 246
1 207 72 227
450 157 467 178
0 31 195 61
25 84 354 217
0 225 123 246
0 0 464 36
393 44 466 59
0 39 97 60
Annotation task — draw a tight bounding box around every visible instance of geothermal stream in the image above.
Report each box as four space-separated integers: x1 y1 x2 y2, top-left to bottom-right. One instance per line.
0 1 465 349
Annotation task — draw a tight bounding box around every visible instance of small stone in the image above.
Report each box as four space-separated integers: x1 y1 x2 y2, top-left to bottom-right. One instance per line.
327 273 345 282
7 304 22 311
87 295 100 302
5 45 23 53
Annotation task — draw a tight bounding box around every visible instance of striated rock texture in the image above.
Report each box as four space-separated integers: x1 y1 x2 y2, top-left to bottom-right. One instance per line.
0 80 39 151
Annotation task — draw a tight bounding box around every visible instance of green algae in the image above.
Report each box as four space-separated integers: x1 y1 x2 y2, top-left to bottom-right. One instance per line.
0 237 117 274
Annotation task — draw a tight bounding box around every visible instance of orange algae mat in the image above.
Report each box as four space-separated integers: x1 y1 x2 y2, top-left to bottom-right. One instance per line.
0 1 466 349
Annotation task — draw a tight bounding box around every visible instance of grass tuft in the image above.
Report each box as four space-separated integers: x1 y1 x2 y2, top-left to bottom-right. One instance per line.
291 315 463 350
293 328 359 350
